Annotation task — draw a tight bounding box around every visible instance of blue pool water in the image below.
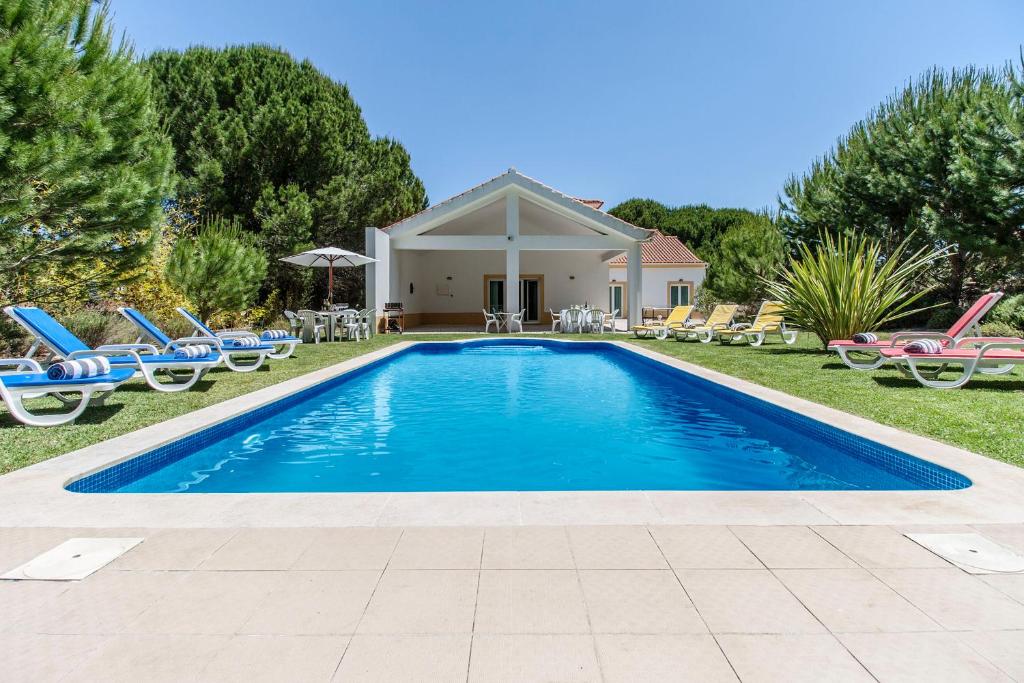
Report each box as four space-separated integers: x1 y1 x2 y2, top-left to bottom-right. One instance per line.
69 339 970 493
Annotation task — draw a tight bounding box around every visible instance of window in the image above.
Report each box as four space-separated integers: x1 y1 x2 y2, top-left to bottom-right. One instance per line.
668 282 690 307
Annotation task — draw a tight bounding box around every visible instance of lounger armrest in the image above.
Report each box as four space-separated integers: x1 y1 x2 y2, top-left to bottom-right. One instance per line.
977 341 1024 358
888 332 953 347
68 348 145 364
954 336 1024 348
171 336 226 348
0 358 43 372
95 343 160 355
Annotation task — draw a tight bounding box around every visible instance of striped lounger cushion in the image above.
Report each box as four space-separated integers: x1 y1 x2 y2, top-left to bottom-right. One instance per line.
174 344 212 359
261 329 289 340
903 338 943 354
46 356 111 380
852 332 878 344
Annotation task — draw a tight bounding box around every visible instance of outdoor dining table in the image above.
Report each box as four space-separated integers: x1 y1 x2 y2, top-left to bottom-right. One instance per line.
318 310 359 342
560 308 601 333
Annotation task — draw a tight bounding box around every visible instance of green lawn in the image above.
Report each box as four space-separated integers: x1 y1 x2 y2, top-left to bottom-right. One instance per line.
2 332 1022 475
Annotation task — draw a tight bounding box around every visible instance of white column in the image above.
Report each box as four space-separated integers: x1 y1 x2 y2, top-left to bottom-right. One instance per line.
505 193 520 316
364 227 390 329
627 240 643 327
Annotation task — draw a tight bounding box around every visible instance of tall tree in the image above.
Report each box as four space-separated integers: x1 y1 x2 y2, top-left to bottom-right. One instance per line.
704 213 785 304
146 45 428 307
608 199 763 258
0 0 174 309
780 63 1024 307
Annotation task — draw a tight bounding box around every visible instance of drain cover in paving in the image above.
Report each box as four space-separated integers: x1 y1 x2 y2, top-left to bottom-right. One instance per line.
1 537 143 581
905 533 1024 574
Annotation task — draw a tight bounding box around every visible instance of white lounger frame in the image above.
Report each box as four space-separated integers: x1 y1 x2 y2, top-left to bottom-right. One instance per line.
887 341 1023 389
0 359 122 426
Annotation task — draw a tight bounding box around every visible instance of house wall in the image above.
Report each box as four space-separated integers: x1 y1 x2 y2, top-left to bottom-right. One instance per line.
608 264 707 310
392 249 609 325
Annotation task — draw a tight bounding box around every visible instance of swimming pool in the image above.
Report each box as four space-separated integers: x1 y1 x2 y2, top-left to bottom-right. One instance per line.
68 339 970 493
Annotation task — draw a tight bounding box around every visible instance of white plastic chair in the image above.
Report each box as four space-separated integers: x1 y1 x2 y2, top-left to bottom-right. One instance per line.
549 308 562 332
297 309 326 344
602 309 619 333
508 309 526 333
360 308 375 339
482 309 500 333
587 308 605 333
563 307 584 333
339 309 361 341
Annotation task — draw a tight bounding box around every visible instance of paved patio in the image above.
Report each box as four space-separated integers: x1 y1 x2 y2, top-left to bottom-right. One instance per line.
4 523 1024 681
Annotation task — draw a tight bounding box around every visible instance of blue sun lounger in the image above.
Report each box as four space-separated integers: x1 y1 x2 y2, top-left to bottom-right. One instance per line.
4 306 221 393
0 358 135 426
120 307 276 373
176 307 301 361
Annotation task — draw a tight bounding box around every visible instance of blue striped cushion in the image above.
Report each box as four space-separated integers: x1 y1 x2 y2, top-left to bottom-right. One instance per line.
46 356 111 380
903 339 943 354
174 344 212 359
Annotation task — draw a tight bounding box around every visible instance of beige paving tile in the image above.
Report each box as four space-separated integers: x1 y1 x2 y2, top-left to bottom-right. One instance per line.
839 632 1011 682
957 631 1024 680
775 568 940 633
358 569 478 634
468 634 600 682
0 633 108 681
579 569 707 634
240 571 380 635
200 634 346 682
595 634 737 682
678 569 825 634
112 528 237 570
730 526 856 569
649 525 763 569
0 579 73 634
36 569 186 635
198 528 319 570
334 634 471 682
127 571 280 634
389 527 484 569
567 526 667 569
289 527 402 570
979 573 1024 604
812 525 951 568
872 567 1024 631
717 634 873 682
64 633 231 683
481 526 574 569
474 570 589 634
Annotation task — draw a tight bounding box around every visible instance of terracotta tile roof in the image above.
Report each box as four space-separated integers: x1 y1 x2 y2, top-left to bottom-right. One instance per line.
608 230 705 266
573 198 604 210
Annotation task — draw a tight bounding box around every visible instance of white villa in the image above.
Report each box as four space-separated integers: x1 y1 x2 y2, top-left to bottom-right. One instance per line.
365 169 706 329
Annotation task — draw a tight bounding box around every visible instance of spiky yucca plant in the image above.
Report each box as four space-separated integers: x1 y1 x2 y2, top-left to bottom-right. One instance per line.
763 233 949 348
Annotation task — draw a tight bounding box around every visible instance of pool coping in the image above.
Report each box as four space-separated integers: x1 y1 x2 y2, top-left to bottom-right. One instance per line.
2 337 1024 527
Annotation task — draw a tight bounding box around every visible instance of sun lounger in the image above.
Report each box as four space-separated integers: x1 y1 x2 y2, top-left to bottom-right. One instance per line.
828 291 1005 370
175 307 301 361
716 301 798 346
120 307 276 373
5 306 220 393
878 340 1024 389
674 304 739 343
0 358 135 426
631 305 693 339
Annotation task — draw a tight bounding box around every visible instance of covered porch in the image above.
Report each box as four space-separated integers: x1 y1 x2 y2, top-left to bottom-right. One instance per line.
365 169 651 331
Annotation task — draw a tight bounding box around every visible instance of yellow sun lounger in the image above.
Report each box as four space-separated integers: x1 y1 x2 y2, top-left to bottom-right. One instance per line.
717 301 798 346
673 304 739 343
631 305 693 340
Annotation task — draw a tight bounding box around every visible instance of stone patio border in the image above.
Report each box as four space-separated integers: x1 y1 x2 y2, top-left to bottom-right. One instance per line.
3 337 1024 528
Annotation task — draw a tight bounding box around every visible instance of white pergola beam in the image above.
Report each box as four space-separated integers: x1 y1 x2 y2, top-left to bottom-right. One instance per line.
393 235 631 251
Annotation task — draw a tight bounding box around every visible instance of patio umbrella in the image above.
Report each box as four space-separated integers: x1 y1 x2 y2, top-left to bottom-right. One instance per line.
280 246 378 305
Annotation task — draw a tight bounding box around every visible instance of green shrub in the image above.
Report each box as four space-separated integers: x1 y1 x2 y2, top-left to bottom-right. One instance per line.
988 294 1024 331
59 310 135 349
925 307 961 331
980 321 1023 339
763 232 948 348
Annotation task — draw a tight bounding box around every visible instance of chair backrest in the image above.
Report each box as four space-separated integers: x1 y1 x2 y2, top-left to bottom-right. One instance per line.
297 309 321 328
705 304 738 328
589 308 604 322
665 306 693 325
5 306 91 357
175 307 217 337
946 291 1003 338
482 309 496 321
753 301 785 327
118 307 173 347
565 308 584 323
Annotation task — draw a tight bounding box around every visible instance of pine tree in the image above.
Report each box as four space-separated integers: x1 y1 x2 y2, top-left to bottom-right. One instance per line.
0 0 174 309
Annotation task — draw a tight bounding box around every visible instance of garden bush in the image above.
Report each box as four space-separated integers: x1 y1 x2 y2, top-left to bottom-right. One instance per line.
925 306 962 331
987 294 1024 331
60 310 136 349
980 321 1023 339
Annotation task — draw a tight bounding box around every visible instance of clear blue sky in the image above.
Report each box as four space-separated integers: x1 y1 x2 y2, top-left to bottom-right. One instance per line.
111 0 1023 211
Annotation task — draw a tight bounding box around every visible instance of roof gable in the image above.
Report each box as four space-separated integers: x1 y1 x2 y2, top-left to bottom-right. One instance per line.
608 230 705 265
382 169 652 242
